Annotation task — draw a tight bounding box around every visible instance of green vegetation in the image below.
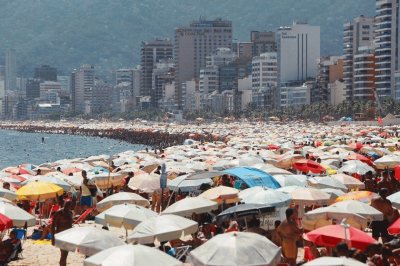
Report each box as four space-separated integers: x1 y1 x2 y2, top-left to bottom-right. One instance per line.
0 0 374 77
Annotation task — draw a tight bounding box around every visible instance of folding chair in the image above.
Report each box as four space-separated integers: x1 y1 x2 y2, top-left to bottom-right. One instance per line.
74 207 94 225
175 245 192 262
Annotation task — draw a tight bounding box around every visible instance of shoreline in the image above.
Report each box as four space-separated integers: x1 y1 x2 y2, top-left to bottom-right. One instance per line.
0 121 222 149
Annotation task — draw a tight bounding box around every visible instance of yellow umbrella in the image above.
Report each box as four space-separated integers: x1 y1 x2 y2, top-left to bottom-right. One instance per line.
17 181 63 201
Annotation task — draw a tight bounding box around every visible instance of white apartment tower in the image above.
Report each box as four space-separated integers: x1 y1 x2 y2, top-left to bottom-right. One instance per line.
375 0 400 99
5 49 16 91
343 16 375 100
174 18 232 109
276 22 320 84
72 65 95 113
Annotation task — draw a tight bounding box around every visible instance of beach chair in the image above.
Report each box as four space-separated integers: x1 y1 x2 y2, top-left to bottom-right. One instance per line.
175 245 192 262
74 207 94 225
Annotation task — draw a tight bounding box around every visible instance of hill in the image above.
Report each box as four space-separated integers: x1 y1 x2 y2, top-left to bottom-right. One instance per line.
0 0 375 78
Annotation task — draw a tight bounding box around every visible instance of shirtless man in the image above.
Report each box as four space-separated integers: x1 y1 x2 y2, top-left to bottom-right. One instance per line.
371 188 395 243
277 208 303 266
51 201 73 266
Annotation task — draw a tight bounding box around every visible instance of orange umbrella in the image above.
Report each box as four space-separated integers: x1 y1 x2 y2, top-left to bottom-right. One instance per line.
335 191 379 204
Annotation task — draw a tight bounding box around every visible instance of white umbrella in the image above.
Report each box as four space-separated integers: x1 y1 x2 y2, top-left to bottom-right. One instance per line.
55 227 125 256
127 214 198 244
128 173 160 193
273 174 308 187
189 232 281 266
374 154 400 169
167 175 212 193
83 244 183 266
89 173 124 189
240 187 292 208
97 192 150 212
338 160 375 175
320 188 346 199
162 197 218 217
303 256 367 266
308 176 348 191
288 188 331 205
104 203 158 230
0 201 35 227
387 191 400 209
330 173 365 190
304 200 383 222
0 187 17 201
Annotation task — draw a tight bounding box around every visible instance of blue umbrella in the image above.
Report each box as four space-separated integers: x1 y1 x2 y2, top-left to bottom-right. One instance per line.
223 167 281 189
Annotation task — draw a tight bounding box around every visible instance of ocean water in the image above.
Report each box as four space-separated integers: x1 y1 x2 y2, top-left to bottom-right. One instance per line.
0 129 146 169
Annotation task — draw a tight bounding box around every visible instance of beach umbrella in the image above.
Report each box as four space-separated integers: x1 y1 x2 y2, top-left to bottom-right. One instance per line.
16 181 63 201
320 188 346 199
55 227 125 256
127 214 198 244
374 155 400 169
128 172 160 193
330 174 365 190
167 174 212 193
308 176 348 191
0 201 35 227
338 160 375 175
277 186 308 194
388 218 400 235
162 197 218 217
97 192 150 212
292 159 325 174
304 224 377 250
0 187 17 201
22 175 72 191
215 204 275 223
240 188 292 208
252 164 293 176
0 213 12 231
83 244 183 266
88 173 124 189
104 203 158 230
272 174 308 187
346 154 374 166
304 200 383 222
303 256 367 266
289 188 331 205
199 186 240 204
189 232 281 266
335 191 379 204
388 191 400 209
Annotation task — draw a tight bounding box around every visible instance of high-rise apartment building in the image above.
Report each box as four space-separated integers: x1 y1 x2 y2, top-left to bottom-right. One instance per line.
116 68 141 101
5 49 16 91
71 65 95 113
250 31 277 57
34 65 57 81
276 22 320 84
343 16 375 100
174 18 232 109
375 0 400 99
140 38 173 100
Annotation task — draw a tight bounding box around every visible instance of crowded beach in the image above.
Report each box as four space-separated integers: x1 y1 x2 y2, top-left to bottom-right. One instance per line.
1 121 400 265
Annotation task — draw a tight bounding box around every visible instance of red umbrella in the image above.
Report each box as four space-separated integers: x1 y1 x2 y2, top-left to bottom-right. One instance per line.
0 213 13 231
292 159 325 174
346 154 374 166
388 218 400 235
304 224 377 250
267 144 280 150
349 142 363 151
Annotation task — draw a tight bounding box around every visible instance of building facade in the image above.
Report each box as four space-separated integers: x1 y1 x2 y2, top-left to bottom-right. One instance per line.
140 39 173 100
343 16 375 100
174 18 232 109
5 49 16 91
276 22 320 84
